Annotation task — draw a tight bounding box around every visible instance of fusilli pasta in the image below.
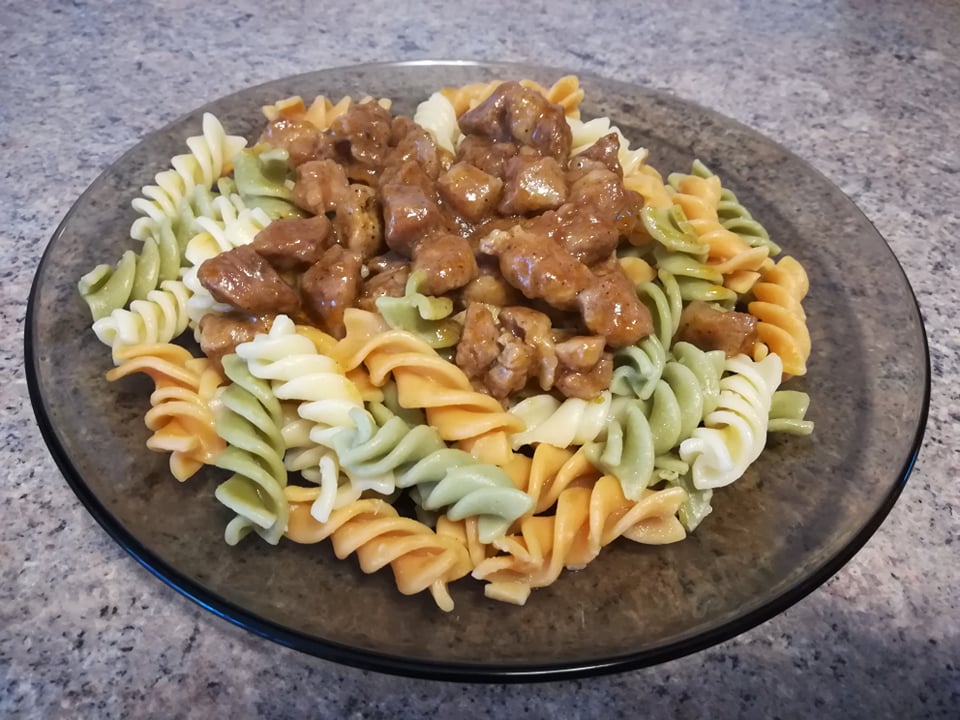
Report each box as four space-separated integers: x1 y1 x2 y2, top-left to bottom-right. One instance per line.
106 343 225 481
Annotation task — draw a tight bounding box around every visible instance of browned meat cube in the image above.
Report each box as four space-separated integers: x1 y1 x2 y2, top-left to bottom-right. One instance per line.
459 81 572 162
456 136 520 179
300 245 363 339
569 132 622 180
479 226 593 311
380 182 443 256
198 245 300 315
412 233 479 296
554 353 613 400
357 263 410 312
326 101 393 183
334 184 384 260
553 203 620 267
499 306 552 345
437 162 503 222
251 215 333 272
456 303 501 382
676 301 759 357
498 154 567 215
576 262 652 348
291 159 349 214
198 313 273 370
258 119 320 167
389 117 444 180
485 332 536 400
458 268 523 308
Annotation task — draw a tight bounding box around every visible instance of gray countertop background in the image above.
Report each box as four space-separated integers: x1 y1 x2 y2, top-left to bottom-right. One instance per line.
2 0 958 717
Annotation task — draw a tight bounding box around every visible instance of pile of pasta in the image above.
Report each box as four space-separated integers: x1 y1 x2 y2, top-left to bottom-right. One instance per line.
79 77 813 610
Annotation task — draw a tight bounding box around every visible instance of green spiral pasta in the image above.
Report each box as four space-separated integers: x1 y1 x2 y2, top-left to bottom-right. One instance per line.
768 389 814 435
227 146 304 220
640 204 707 255
375 270 462 348
641 202 737 307
91 279 191 359
78 222 182 322
610 335 667 400
653 245 737 306
316 403 533 543
586 342 725 500
635 271 683 349
689 159 781 256
212 354 289 546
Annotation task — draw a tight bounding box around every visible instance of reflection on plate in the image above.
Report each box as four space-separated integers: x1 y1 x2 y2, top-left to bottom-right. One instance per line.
25 61 929 681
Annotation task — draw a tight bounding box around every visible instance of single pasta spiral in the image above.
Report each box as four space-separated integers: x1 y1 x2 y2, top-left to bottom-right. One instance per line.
690 160 781 255
92 279 191 360
679 353 783 490
375 271 461 349
587 342 726 499
413 92 461 155
106 343 225 481
748 256 811 376
285 497 473 612
130 113 247 243
212 354 289 546
508 391 614 450
315 403 533 543
668 167 770 294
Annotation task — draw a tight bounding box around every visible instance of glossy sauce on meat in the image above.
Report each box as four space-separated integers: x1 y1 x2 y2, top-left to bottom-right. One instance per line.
226 83 667 400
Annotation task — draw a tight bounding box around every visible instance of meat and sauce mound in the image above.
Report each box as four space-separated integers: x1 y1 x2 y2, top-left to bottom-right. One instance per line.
198 82 752 402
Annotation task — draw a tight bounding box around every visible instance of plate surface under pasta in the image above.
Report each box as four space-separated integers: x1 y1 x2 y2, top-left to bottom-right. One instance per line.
26 61 928 681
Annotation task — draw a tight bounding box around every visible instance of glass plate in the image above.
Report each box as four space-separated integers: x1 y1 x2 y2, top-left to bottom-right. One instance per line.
25 61 929 681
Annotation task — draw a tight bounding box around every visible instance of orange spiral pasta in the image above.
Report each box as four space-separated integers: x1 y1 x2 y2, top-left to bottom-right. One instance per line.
440 75 584 117
748 256 811 376
285 498 473 611
502 445 601 516
621 163 672 212
106 343 225 481
669 172 770 293
473 474 688 605
332 309 524 461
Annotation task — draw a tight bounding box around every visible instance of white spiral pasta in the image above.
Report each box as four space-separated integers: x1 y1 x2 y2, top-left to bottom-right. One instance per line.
679 353 783 490
130 113 247 242
413 92 461 155
280 404 363 518
566 116 649 177
234 315 385 521
92 279 191 359
508 391 616 449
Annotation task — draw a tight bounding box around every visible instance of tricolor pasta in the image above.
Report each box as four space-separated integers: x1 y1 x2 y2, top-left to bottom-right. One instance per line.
82 76 814 610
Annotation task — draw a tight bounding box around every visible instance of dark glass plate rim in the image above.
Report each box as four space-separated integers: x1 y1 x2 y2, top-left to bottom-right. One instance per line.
24 59 931 683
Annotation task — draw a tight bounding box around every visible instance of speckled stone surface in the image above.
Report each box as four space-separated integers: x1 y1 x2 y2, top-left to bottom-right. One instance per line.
1 0 957 717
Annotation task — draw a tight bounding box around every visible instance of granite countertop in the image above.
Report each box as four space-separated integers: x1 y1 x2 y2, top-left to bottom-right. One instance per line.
2 0 958 717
